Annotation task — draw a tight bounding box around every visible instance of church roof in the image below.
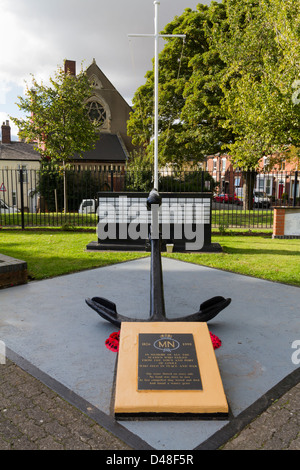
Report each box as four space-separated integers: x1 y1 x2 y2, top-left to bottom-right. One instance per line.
0 134 128 163
77 133 129 162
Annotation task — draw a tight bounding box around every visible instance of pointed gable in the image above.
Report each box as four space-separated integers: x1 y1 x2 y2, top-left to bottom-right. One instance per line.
85 59 134 153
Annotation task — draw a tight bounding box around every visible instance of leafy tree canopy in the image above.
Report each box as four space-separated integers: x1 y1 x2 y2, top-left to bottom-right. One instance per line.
128 0 300 172
11 62 99 163
127 3 231 168
213 0 300 169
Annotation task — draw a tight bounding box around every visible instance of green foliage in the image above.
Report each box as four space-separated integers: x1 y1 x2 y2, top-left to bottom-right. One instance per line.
181 2 234 158
128 1 300 173
125 149 217 192
36 161 63 211
36 162 105 212
127 4 230 167
213 0 300 169
125 149 154 191
159 170 217 193
10 62 99 163
61 221 76 231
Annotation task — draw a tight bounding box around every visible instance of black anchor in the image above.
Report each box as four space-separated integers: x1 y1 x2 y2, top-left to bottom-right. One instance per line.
85 189 231 327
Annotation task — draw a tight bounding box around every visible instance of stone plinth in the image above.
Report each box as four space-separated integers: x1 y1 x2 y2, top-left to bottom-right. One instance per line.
114 322 228 419
0 254 28 288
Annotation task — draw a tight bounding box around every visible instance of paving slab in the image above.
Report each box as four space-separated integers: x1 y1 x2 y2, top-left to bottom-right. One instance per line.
0 256 299 450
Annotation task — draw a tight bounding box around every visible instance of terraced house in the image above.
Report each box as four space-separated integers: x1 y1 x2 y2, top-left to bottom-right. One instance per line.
206 153 299 205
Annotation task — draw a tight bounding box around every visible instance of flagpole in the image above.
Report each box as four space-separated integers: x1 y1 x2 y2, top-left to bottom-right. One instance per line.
128 1 185 192
154 1 159 190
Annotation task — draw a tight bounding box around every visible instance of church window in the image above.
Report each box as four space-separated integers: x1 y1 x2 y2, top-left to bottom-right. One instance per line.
87 101 107 127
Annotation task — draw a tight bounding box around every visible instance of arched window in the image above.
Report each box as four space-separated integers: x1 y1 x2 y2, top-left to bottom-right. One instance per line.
87 101 107 127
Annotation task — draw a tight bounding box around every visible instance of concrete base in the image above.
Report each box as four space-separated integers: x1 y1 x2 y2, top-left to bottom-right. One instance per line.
0 257 299 449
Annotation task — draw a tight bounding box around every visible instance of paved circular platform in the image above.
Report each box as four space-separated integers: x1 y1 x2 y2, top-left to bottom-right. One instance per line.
0 256 299 450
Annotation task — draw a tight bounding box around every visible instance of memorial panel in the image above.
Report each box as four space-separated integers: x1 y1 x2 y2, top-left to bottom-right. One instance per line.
85 192 221 253
138 333 202 390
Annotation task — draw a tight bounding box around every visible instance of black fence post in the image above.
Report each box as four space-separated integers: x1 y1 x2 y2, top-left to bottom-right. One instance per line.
201 171 204 192
110 170 114 191
293 171 298 207
19 168 25 230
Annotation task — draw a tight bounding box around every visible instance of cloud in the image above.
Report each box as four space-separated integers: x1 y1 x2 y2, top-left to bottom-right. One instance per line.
0 82 12 105
1 0 215 116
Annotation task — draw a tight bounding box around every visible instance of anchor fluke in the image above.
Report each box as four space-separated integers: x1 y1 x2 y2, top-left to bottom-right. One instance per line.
85 294 231 328
174 296 231 323
85 297 131 327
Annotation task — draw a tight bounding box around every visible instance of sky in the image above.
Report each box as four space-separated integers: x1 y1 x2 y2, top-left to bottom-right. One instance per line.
0 0 214 140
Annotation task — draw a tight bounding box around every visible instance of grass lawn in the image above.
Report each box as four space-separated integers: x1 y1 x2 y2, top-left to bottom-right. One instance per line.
166 234 300 287
0 230 148 280
0 229 299 287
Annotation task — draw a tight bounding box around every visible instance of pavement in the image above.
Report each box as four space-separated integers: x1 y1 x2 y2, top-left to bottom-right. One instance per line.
0 358 299 450
0 255 299 451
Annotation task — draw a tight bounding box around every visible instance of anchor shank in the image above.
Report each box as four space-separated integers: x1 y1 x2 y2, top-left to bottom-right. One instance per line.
150 236 166 321
147 188 166 321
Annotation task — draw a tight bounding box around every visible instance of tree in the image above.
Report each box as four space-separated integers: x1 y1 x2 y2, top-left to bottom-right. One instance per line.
127 4 230 168
128 1 300 207
11 62 99 211
260 0 300 155
125 149 153 191
211 0 300 207
181 1 234 160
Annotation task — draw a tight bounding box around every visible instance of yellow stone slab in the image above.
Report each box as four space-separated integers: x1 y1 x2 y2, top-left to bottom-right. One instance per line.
114 322 228 418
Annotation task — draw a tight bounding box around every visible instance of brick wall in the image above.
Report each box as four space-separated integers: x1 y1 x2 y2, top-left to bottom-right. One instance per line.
273 208 285 237
273 207 300 239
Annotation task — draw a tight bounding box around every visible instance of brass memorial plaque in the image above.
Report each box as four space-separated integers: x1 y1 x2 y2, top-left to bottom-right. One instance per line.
138 333 202 391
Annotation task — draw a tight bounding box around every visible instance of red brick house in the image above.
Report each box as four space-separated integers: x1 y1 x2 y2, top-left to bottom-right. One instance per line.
206 152 299 203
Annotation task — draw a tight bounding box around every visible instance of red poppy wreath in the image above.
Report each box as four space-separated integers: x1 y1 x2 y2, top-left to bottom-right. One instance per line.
105 330 221 353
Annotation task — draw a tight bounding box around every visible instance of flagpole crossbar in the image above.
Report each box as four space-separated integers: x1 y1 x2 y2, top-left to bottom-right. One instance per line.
128 34 186 38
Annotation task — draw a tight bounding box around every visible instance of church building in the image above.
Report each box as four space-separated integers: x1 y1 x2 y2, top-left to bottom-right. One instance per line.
65 59 134 172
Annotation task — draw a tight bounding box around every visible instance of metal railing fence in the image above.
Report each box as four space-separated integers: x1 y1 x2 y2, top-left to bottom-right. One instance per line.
0 167 299 230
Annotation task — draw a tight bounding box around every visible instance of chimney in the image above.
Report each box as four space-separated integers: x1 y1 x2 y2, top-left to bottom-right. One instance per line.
64 60 76 76
1 120 11 144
